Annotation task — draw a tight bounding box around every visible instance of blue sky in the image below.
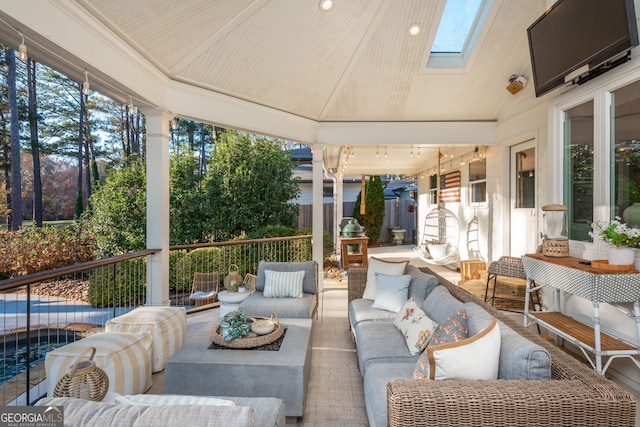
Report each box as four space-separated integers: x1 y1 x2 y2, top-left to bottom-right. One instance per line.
431 0 483 53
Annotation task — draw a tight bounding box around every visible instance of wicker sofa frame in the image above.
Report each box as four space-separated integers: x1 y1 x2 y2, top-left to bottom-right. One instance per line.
348 265 637 427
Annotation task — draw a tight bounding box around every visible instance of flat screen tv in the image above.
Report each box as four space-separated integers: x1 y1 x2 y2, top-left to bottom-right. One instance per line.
528 0 639 97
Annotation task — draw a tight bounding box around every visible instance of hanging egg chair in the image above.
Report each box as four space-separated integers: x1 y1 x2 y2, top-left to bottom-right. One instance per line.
414 207 460 265
413 150 461 265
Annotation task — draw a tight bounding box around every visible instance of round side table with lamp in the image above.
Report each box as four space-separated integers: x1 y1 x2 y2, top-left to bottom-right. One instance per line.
218 290 251 317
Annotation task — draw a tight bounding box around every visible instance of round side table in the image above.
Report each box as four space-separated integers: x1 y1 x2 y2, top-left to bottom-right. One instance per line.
218 290 251 317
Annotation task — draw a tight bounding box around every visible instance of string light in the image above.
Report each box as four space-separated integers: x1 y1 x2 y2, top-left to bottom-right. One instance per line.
417 147 421 158
459 155 465 166
17 33 27 61
376 146 379 158
82 71 90 95
410 146 414 158
128 96 135 115
384 146 388 159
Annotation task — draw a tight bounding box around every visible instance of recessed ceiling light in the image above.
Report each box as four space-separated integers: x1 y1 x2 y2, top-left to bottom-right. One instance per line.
409 24 421 36
319 0 333 11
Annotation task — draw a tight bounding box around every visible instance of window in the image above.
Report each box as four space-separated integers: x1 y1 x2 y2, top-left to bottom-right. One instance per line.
429 174 438 206
323 185 333 198
428 0 493 69
469 159 486 204
563 101 594 242
515 148 535 208
612 80 640 227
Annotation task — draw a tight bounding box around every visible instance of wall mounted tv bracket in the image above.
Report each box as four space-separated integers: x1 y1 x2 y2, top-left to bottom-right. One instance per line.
565 51 632 87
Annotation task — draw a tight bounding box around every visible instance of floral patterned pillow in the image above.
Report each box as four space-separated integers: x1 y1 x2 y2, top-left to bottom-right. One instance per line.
413 309 469 380
393 299 439 355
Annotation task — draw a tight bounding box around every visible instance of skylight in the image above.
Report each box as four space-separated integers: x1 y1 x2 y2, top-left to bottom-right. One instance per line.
428 0 492 68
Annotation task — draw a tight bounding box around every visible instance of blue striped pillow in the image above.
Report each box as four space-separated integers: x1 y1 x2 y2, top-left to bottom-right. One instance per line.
263 270 305 298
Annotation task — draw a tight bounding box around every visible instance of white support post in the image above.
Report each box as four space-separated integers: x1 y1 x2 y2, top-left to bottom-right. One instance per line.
334 174 343 257
142 108 173 306
312 145 325 292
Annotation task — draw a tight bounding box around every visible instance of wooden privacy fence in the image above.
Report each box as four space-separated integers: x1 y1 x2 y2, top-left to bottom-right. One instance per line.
297 199 417 245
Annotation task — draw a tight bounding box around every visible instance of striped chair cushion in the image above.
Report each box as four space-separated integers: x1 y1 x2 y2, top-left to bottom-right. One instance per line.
263 270 305 298
45 331 152 397
105 306 186 373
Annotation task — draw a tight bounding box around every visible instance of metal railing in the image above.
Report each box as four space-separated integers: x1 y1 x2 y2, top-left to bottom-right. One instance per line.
0 235 312 405
169 235 313 308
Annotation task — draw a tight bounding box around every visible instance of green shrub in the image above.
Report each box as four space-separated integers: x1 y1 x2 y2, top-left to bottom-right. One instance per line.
170 250 189 292
353 175 385 244
88 257 146 308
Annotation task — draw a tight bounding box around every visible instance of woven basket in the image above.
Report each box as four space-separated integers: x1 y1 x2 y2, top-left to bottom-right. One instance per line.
542 239 569 257
53 347 109 402
211 315 283 349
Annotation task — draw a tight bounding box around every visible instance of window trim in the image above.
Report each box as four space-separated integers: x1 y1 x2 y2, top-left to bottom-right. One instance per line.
468 158 487 207
550 56 640 251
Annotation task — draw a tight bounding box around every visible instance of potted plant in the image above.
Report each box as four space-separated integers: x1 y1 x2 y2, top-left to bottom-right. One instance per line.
219 310 250 341
590 217 640 265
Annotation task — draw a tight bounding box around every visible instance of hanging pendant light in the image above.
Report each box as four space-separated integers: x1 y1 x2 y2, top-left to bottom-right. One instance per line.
17 33 27 61
82 71 90 95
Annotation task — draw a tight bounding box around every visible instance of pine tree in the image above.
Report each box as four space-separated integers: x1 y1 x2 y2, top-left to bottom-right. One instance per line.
353 175 385 244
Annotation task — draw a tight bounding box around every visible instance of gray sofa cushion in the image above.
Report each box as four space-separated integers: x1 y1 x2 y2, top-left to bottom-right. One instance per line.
239 291 317 318
256 261 318 294
406 265 440 307
227 396 287 427
354 320 419 375
362 362 415 427
36 396 258 427
461 302 551 380
421 285 464 324
348 298 396 329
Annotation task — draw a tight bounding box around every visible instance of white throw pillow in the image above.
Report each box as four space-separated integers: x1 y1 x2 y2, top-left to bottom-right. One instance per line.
371 273 411 313
362 257 409 300
393 299 439 355
414 317 501 380
263 269 305 298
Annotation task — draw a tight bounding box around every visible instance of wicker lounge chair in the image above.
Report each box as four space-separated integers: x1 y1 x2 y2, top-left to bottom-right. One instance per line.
190 272 219 307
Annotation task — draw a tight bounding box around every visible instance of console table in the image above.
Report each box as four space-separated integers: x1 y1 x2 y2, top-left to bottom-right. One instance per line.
522 254 640 375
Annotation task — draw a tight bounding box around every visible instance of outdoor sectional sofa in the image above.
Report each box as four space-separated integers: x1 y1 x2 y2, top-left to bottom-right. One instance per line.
239 260 319 318
36 395 285 427
348 261 637 427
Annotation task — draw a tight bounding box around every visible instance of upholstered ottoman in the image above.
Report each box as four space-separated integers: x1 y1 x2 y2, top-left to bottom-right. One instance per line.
45 331 153 397
105 306 186 373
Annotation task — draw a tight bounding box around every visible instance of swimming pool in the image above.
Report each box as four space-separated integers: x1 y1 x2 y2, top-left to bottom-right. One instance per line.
1 329 78 384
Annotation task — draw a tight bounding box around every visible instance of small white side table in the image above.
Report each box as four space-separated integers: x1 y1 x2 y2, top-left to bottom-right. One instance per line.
218 290 250 317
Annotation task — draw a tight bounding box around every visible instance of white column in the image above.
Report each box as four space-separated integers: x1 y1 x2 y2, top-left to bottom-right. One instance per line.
334 173 344 256
312 145 325 291
141 108 173 306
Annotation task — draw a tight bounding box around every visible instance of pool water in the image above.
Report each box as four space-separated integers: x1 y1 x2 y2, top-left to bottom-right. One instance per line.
1 331 77 385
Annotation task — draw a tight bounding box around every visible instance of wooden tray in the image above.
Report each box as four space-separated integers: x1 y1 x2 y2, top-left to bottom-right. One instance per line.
591 260 636 271
210 317 283 349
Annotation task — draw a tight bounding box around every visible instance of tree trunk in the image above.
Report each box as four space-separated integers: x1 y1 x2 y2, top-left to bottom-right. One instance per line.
75 82 84 219
27 58 43 227
83 94 91 203
199 122 206 177
134 109 141 155
0 105 11 229
120 105 127 158
125 106 132 158
7 49 22 231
